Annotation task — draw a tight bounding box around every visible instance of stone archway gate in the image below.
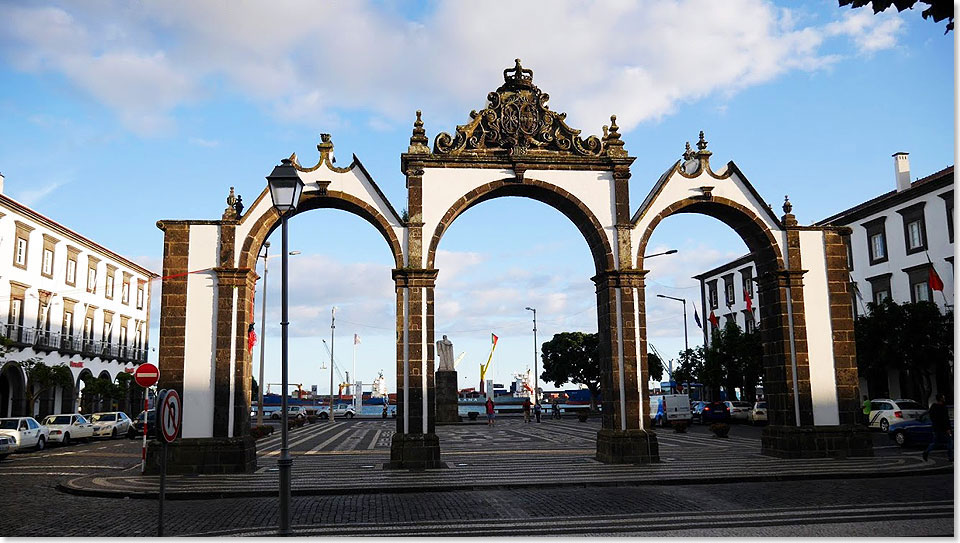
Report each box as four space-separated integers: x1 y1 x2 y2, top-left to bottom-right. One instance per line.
154 60 871 474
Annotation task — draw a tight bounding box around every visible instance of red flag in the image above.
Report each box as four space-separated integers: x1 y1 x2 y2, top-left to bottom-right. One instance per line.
247 323 257 353
744 291 753 312
708 310 719 328
491 333 498 345
929 266 944 292
354 334 361 345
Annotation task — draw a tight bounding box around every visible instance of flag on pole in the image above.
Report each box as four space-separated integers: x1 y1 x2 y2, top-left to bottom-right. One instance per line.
708 310 719 329
491 333 499 345
927 254 945 291
693 308 702 329
744 291 754 312
354 333 361 345
247 322 257 353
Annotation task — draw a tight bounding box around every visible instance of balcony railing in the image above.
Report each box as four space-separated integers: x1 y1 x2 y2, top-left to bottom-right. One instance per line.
0 324 148 364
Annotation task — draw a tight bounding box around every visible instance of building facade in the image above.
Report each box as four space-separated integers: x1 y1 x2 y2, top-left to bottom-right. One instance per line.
0 174 158 418
695 155 954 400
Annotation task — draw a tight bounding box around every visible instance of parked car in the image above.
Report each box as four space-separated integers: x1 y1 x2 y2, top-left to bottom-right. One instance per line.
691 401 707 424
748 401 768 425
128 410 156 439
42 413 94 445
318 404 356 420
725 401 753 422
868 398 927 432
649 394 693 426
0 434 14 460
0 417 49 451
698 401 731 424
889 407 955 447
90 412 133 438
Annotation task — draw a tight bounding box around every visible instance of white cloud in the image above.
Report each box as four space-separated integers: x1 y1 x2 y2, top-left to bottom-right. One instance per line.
0 1 905 137
12 180 68 207
188 137 219 147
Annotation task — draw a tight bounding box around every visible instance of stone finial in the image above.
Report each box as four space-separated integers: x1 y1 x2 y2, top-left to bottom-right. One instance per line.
317 133 334 162
782 195 793 214
697 130 708 151
408 110 430 154
682 141 694 161
603 115 627 158
222 187 238 220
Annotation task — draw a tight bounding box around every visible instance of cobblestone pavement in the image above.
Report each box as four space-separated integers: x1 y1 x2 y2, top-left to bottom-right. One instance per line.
0 419 953 536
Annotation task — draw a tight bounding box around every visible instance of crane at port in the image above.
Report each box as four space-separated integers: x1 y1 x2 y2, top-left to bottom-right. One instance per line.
479 334 499 392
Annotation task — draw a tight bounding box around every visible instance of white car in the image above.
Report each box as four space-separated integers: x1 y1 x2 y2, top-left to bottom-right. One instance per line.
748 401 768 425
318 405 356 419
0 417 49 452
725 401 753 422
90 412 133 438
868 398 927 432
42 413 95 445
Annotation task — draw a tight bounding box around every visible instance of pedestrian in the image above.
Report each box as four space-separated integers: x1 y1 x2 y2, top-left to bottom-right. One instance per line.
923 393 953 462
861 395 871 426
552 401 561 420
485 397 496 426
382 403 388 419
533 402 542 423
522 398 532 423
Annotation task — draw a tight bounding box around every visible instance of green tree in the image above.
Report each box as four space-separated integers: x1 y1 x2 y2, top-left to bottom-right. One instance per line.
19 359 73 417
647 351 664 382
701 322 764 401
839 0 953 33
81 375 126 412
672 347 704 386
539 332 601 411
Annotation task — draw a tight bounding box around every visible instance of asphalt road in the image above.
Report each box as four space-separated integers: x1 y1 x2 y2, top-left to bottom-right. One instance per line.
0 420 952 537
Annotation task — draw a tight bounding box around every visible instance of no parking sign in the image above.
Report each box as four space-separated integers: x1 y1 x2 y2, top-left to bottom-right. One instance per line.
157 389 182 443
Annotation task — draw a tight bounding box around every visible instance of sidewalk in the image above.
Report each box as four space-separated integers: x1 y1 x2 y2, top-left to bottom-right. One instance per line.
59 421 952 500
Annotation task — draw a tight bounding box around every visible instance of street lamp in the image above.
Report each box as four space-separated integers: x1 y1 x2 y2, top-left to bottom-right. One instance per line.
524 307 538 408
644 249 678 259
256 246 301 428
656 294 688 353
265 157 303 537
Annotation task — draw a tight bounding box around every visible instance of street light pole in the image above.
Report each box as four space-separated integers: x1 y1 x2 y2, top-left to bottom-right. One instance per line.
656 294 688 353
329 307 336 422
643 249 678 260
525 307 538 407
256 242 269 428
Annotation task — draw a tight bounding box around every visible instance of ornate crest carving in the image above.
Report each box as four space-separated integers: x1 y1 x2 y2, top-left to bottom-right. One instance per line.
434 59 602 157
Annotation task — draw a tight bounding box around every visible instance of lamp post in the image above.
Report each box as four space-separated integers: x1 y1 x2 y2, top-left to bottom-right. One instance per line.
524 307 538 407
265 157 304 537
329 307 336 422
256 246 301 428
644 249 678 259
656 294 688 353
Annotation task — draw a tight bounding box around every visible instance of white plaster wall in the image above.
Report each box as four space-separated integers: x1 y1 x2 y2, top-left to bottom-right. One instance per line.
798 230 840 426
182 225 219 438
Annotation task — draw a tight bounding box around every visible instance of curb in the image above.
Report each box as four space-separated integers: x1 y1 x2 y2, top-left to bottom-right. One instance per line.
57 463 953 501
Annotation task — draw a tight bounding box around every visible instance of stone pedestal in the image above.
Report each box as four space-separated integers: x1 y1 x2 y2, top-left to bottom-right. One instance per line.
145 436 257 475
595 429 660 464
435 370 460 423
386 432 444 470
761 425 874 459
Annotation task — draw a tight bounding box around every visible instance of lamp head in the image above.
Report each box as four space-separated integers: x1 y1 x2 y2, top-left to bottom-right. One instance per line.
266 158 304 214
665 249 678 255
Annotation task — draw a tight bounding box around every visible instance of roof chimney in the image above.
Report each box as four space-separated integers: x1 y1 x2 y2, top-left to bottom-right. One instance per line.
893 152 911 192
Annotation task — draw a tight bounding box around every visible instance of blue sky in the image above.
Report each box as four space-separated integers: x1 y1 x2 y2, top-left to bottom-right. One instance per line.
0 1 953 396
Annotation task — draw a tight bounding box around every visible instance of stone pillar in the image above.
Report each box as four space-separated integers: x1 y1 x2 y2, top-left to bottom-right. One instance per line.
435 370 460 423
388 268 443 469
155 221 189 401
593 269 659 464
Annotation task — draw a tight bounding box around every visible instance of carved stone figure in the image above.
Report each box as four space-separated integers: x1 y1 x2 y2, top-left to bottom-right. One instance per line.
436 335 455 371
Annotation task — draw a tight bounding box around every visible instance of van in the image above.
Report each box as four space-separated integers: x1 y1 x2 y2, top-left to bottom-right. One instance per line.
649 394 692 426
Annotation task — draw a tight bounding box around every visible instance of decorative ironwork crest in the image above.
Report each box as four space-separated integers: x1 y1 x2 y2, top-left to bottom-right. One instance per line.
433 59 603 157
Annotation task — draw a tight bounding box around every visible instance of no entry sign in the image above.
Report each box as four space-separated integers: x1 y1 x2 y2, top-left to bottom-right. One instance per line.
134 363 160 388
158 389 182 443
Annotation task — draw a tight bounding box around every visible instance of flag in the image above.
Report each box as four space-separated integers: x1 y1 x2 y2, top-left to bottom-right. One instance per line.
708 310 719 329
247 322 257 353
354 334 361 345
927 254 945 292
491 333 498 345
693 308 702 329
744 291 753 312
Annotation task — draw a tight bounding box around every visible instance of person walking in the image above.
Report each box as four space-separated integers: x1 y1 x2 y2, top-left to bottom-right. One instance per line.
552 401 561 420
923 393 953 462
861 396 871 427
485 397 496 426
522 398 532 423
533 402 542 423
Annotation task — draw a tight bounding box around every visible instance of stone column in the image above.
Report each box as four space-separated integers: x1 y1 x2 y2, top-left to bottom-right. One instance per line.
155 221 189 400
593 269 659 464
388 268 442 469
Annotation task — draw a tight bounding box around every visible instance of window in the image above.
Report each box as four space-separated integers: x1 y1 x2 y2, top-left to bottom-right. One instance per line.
939 191 953 244
863 217 888 265
842 234 854 271
707 280 718 310
896 202 927 255
66 259 76 285
724 313 737 326
42 249 54 277
722 274 735 307
105 274 115 300
866 274 892 306
121 274 131 305
12 221 33 270
63 311 73 338
87 268 97 292
119 324 128 346
743 310 756 333
136 284 144 309
84 316 94 341
740 267 754 298
14 238 27 267
906 264 933 303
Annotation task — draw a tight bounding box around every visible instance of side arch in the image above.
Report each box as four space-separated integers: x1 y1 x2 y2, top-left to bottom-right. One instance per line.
238 190 404 271
425 177 616 273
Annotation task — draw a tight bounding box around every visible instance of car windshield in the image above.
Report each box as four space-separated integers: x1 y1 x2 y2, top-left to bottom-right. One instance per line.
757 402 767 408
896 400 924 410
733 402 752 408
44 415 72 425
91 413 116 422
0 419 19 429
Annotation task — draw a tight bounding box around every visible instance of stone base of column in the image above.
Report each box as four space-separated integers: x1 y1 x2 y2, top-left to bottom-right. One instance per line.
385 432 445 470
761 425 874 459
595 429 660 464
435 370 460 423
145 436 257 475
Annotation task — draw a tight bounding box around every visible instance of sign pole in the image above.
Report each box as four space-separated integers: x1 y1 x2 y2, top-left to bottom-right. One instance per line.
158 438 167 536
141 389 148 474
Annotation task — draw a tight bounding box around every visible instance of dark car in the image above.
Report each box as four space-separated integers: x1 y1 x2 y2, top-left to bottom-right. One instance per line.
888 407 954 447
698 401 731 424
127 409 156 439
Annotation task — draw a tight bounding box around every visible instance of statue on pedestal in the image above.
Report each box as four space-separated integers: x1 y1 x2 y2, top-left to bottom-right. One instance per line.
437 335 455 371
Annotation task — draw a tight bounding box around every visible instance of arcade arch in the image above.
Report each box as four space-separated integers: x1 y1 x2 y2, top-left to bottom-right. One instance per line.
0 361 26 417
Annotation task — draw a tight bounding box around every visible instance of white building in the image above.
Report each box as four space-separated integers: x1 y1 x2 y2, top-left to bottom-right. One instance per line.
694 155 954 399
0 174 158 418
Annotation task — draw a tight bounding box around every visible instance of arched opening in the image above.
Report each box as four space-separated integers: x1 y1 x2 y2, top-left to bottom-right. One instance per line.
0 361 26 417
59 378 75 414
75 368 94 414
